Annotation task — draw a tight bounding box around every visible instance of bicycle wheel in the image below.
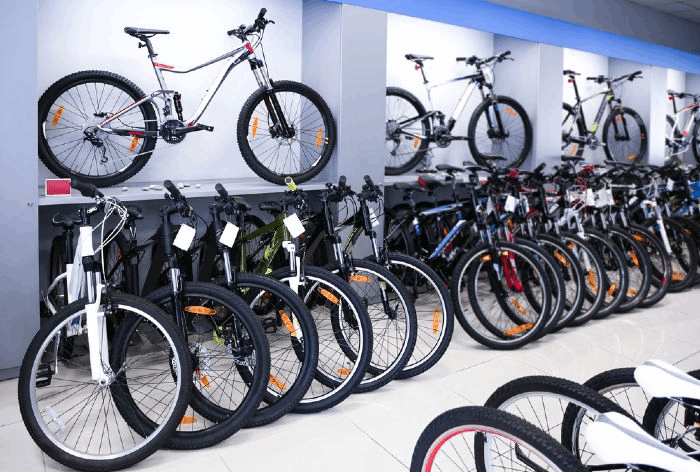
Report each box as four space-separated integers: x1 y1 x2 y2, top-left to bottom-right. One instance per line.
138 282 270 449
537 234 585 329
484 375 629 469
101 229 134 294
642 369 700 454
385 86 430 175
449 242 551 350
628 224 671 308
18 294 191 471
562 102 585 158
237 80 336 184
557 233 606 326
692 119 700 164
581 367 652 423
232 272 319 428
38 71 157 187
374 252 454 379
608 227 651 312
384 209 417 257
641 217 698 292
468 95 532 169
271 266 372 413
584 229 629 318
325 259 418 393
411 406 589 472
48 235 68 311
602 106 647 164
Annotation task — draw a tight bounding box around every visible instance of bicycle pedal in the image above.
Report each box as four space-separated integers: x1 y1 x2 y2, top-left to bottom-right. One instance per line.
36 363 53 388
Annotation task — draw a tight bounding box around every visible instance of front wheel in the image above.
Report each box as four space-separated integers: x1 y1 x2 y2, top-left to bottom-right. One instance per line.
468 95 532 168
38 70 157 187
602 106 647 164
237 80 336 184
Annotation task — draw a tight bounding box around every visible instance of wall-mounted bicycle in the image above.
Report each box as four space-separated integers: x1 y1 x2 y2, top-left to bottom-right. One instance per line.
385 51 532 173
665 89 700 163
38 8 336 187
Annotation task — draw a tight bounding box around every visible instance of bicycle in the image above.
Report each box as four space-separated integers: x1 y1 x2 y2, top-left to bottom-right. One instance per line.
385 50 532 173
665 89 700 164
19 181 192 471
38 8 336 187
562 69 646 163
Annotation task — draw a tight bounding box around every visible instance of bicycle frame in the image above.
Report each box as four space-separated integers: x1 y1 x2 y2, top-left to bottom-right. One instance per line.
667 96 699 156
421 70 492 133
568 84 620 136
98 41 265 132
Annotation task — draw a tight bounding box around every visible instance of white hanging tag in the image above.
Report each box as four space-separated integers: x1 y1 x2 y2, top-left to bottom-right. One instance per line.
486 197 494 215
666 178 675 191
368 208 380 227
504 195 516 213
585 189 596 206
284 213 305 238
219 222 239 248
173 224 196 250
522 196 530 213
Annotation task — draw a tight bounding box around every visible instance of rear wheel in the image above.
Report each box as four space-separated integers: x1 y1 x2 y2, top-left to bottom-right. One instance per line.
385 86 430 175
562 102 586 158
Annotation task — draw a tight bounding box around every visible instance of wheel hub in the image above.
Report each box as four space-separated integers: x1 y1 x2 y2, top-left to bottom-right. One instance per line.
160 119 187 144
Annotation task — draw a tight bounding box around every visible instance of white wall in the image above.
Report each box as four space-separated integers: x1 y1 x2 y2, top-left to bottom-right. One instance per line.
37 0 303 184
562 48 609 163
386 13 494 168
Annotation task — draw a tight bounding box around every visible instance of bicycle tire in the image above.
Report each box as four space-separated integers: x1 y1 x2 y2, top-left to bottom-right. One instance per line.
237 80 336 184
537 234 585 329
562 102 586 158
449 242 551 350
38 70 157 187
558 232 606 326
642 369 700 454
136 281 270 449
581 367 651 423
692 118 700 164
232 272 319 428
608 227 651 312
385 86 430 175
583 229 629 318
18 294 191 471
602 106 647 164
370 252 454 379
325 259 418 393
468 95 532 169
628 224 672 308
271 265 372 413
484 375 629 467
411 405 589 472
641 217 699 292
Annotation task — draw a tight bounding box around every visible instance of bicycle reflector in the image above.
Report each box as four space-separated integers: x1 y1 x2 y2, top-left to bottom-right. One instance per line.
508 168 520 178
45 178 72 196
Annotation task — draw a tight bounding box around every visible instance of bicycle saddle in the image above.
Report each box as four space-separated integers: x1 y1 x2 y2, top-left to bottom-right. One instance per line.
259 201 283 215
405 54 434 63
587 412 700 472
393 182 427 193
124 27 170 38
478 153 506 162
51 211 81 229
634 359 700 401
435 164 465 174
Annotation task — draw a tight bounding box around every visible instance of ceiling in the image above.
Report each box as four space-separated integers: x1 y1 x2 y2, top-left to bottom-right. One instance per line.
627 0 700 23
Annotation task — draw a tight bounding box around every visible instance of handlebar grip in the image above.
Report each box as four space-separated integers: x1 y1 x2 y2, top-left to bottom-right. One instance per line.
70 179 103 198
284 176 297 192
163 179 181 198
534 162 546 174
338 175 347 187
215 183 229 199
456 57 466 62
502 50 511 57
364 175 374 186
257 8 267 20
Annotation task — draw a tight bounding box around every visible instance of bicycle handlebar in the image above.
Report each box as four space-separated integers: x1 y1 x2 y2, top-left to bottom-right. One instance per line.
227 8 273 40
215 183 228 199
163 179 181 198
457 50 511 67
71 179 104 199
586 70 643 85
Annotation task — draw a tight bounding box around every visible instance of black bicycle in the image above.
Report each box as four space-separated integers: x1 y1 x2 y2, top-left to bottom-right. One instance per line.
385 51 532 173
562 69 646 163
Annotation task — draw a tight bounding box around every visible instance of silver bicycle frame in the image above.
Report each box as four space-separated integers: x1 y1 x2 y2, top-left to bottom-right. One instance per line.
423 71 488 124
98 41 268 130
667 101 699 156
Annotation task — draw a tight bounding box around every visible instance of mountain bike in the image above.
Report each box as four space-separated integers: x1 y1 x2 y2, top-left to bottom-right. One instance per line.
562 69 646 163
385 51 532 173
38 8 336 187
665 89 700 163
19 181 192 471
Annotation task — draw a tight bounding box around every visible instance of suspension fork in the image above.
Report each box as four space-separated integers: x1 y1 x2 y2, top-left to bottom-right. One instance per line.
160 208 188 338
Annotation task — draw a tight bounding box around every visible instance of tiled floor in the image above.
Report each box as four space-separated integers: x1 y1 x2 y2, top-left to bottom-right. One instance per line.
2 290 699 471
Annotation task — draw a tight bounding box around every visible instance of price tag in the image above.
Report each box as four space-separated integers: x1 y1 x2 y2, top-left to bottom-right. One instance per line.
521 196 529 213
219 222 239 248
486 197 494 215
667 178 675 191
369 208 380 227
596 189 609 207
504 195 516 212
284 213 305 238
585 189 596 206
173 224 196 250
